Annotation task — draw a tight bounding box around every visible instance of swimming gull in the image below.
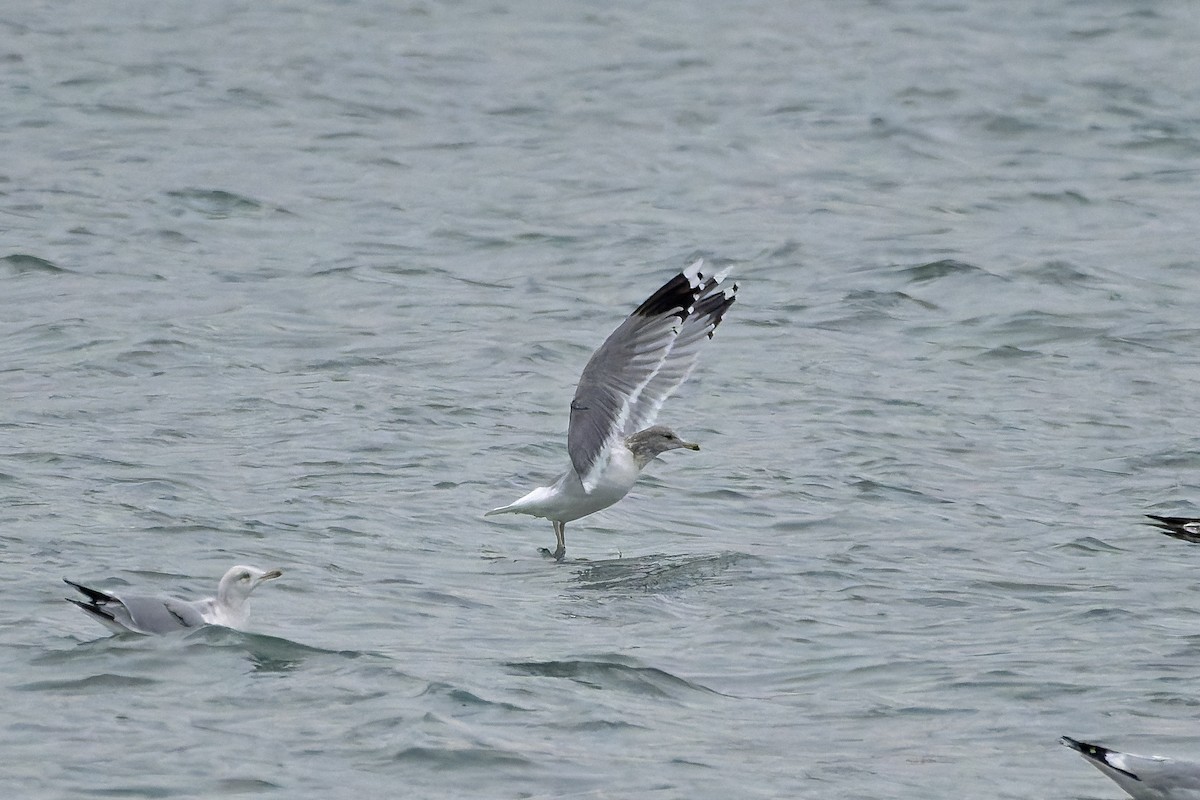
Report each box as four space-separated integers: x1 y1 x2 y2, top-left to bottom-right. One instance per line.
1145 515 1200 543
65 565 282 635
486 259 737 560
1061 736 1200 800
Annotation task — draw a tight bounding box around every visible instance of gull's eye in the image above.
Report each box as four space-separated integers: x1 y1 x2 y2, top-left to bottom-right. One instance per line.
239 572 251 582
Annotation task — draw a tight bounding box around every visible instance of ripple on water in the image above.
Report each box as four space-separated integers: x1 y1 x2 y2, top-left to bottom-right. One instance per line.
13 672 159 693
505 654 718 699
1 253 69 274
162 188 277 218
389 745 533 770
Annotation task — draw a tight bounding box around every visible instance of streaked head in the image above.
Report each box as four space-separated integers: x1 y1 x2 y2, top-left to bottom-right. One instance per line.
626 425 700 467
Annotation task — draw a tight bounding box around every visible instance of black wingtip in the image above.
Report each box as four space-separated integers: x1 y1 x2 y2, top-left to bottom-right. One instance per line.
66 597 117 623
1145 515 1200 543
632 269 703 321
64 578 114 604
1061 737 1142 781
1061 736 1116 764
1061 735 1089 753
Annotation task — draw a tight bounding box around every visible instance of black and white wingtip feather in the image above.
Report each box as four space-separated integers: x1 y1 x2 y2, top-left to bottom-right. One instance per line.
692 268 737 340
631 261 706 321
1145 515 1200 543
1061 737 1142 781
64 578 120 625
630 259 737 326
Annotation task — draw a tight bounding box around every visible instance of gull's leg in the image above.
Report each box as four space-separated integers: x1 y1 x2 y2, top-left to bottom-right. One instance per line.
539 520 567 561
553 520 566 561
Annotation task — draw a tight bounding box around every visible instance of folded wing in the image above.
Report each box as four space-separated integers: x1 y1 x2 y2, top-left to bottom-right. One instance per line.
65 579 206 634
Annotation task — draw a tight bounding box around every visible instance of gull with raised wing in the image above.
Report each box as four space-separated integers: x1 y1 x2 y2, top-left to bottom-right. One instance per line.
487 260 737 561
1061 736 1200 800
65 565 282 635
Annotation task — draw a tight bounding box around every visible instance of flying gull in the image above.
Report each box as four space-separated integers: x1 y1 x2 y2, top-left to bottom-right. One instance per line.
486 259 737 560
65 564 282 635
1061 736 1200 800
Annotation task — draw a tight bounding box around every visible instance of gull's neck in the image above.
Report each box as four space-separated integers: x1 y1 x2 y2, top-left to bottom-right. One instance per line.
624 433 664 470
214 584 252 622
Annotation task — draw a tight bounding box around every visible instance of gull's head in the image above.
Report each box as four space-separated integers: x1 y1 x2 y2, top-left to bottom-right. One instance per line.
626 425 700 467
217 565 283 604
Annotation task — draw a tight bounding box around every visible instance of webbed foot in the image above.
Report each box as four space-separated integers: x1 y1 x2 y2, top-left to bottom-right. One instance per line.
538 545 566 562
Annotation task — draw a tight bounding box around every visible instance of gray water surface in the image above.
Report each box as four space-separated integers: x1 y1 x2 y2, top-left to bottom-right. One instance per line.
4 1 1200 798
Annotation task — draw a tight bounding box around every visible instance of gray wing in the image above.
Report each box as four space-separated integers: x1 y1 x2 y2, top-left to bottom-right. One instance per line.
1128 756 1200 797
622 266 737 437
568 262 707 491
66 579 206 634
121 595 207 633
